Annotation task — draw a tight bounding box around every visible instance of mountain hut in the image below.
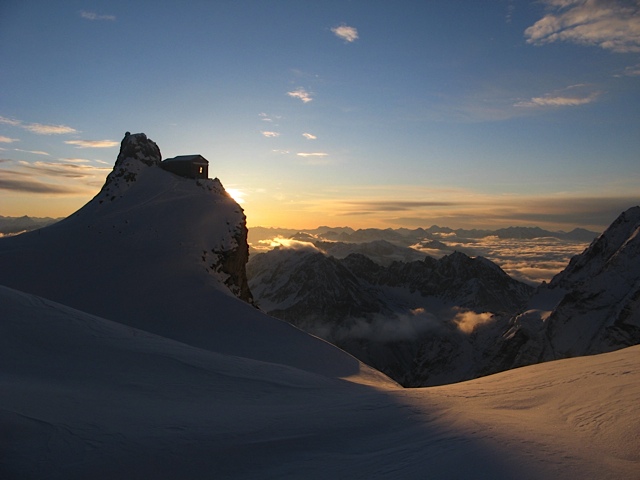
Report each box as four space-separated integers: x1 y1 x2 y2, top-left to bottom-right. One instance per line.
161 155 209 179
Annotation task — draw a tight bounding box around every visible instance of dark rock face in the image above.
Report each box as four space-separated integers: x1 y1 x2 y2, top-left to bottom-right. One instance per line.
248 248 534 386
115 132 162 167
342 251 533 314
248 250 390 327
214 222 254 305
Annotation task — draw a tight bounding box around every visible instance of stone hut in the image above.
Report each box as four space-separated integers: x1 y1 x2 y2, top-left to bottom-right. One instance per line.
161 155 209 179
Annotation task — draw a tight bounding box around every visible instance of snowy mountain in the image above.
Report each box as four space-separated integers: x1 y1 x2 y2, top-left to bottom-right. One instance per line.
0 133 381 377
1 284 638 478
492 206 640 372
1 133 638 477
248 248 533 385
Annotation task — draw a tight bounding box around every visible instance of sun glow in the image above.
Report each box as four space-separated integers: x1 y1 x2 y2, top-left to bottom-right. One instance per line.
226 188 245 204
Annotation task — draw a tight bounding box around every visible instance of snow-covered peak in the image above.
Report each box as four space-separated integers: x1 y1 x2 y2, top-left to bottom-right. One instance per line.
0 132 276 353
495 205 640 369
100 132 163 200
551 205 640 289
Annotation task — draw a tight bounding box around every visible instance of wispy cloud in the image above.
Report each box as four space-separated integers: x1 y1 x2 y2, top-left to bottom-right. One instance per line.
24 123 78 135
62 158 91 163
525 0 640 53
259 112 282 123
261 131 280 138
0 115 78 135
0 116 21 127
65 139 119 148
0 136 18 143
287 88 313 103
0 169 79 194
514 85 600 108
302 133 317 140
296 152 330 165
0 177 77 194
80 11 116 21
311 184 639 232
616 63 640 77
332 24 359 43
18 160 111 178
14 148 49 156
342 200 460 213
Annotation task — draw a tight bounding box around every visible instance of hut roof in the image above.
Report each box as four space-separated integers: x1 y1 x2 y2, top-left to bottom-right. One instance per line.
163 155 208 164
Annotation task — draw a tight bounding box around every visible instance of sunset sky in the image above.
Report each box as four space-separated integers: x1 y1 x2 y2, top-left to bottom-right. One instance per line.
1 1 639 231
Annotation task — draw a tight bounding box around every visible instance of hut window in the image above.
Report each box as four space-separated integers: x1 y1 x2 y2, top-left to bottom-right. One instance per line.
199 166 203 174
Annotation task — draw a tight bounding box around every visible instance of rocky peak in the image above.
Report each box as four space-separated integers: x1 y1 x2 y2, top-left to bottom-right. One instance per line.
78 131 254 305
101 132 162 194
550 205 640 289
115 132 162 167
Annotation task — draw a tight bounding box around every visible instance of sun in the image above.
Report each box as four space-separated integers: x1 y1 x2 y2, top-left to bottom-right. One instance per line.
225 188 245 204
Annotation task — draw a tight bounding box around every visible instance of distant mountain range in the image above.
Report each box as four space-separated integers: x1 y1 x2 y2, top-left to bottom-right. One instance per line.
248 207 640 386
0 215 60 235
248 224 598 253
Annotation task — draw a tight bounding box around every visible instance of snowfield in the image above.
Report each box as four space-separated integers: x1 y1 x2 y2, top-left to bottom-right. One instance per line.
1 284 638 479
1 134 638 478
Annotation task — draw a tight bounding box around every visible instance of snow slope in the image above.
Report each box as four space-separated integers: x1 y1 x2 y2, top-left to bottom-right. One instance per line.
2 135 637 477
0 134 381 380
1 284 638 479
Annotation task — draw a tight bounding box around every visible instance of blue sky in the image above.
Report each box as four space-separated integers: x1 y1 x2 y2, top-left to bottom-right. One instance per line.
1 0 639 230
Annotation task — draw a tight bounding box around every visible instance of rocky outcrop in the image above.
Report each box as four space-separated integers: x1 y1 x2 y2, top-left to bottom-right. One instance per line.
210 220 254 304
102 132 162 196
115 132 162 167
